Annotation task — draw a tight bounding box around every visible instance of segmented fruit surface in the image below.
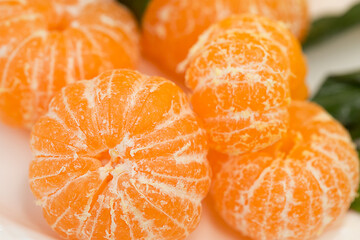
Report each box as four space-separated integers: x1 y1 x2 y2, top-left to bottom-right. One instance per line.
29 69 211 240
142 0 309 76
183 15 308 100
185 15 293 155
0 0 139 128
211 101 360 240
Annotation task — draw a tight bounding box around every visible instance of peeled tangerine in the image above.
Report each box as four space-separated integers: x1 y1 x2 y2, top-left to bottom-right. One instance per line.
29 69 211 240
185 15 297 155
0 0 139 128
142 0 309 77
184 14 308 100
211 101 360 240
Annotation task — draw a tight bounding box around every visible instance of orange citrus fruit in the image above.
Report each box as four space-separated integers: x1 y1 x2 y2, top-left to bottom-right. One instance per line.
29 69 211 240
142 0 309 76
0 0 139 128
183 14 308 100
207 149 229 178
185 16 292 155
211 101 360 240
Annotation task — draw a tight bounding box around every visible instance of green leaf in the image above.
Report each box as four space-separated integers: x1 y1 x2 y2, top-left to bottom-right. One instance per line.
303 2 360 49
351 188 360 212
351 125 360 149
312 71 360 212
117 0 151 22
312 71 360 127
351 150 360 212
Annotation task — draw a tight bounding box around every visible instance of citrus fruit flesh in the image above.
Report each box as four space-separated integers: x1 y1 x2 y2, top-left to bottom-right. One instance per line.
29 69 211 240
142 0 309 77
183 14 308 100
0 0 139 128
211 101 360 240
185 15 293 155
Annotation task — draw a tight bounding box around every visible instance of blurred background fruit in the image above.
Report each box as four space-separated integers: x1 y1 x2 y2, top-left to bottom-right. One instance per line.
139 0 309 78
0 0 139 128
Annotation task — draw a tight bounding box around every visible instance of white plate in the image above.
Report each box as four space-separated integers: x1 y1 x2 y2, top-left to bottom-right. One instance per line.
1 0 360 239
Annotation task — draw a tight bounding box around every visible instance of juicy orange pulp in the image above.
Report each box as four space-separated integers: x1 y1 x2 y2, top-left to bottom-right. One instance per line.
185 15 297 155
29 69 212 240
0 0 139 128
142 0 309 77
211 101 359 240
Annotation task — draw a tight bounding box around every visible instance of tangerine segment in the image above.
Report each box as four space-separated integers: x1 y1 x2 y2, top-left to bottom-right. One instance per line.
29 69 211 240
186 29 291 155
142 0 309 76
0 0 139 128
184 15 308 100
211 101 360 240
